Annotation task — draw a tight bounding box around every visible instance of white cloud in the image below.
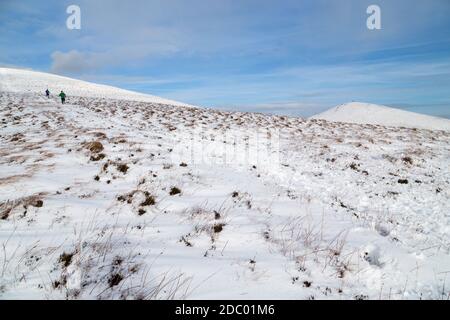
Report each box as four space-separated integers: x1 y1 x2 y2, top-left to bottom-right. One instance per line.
50 50 102 74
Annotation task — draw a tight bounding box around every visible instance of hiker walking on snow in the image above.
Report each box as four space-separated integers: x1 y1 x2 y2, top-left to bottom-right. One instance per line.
45 89 50 98
59 90 66 104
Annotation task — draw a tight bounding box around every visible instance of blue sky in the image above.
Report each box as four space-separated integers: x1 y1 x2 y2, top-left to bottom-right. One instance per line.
1 0 450 117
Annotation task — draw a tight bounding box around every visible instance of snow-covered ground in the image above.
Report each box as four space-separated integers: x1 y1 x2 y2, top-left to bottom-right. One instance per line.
311 102 450 131
0 69 449 300
0 68 193 107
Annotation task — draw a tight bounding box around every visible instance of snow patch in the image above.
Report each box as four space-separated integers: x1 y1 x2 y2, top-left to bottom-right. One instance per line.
0 67 194 107
311 102 450 131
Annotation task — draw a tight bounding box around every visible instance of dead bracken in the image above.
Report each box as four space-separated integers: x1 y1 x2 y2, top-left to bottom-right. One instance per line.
140 192 156 206
169 187 181 196
90 153 106 161
86 141 104 153
58 251 75 267
213 223 225 233
401 156 413 165
108 273 123 288
116 163 129 174
32 199 43 207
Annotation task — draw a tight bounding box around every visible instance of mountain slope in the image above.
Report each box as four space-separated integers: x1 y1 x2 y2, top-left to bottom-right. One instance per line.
0 67 193 107
311 102 450 131
1 71 449 300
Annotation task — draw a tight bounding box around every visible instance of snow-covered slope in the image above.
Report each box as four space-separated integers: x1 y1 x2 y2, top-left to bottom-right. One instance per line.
0 67 192 107
1 71 449 300
311 102 450 131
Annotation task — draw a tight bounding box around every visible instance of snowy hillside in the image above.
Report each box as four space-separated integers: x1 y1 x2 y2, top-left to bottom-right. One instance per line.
1 71 449 300
0 68 192 107
311 102 450 131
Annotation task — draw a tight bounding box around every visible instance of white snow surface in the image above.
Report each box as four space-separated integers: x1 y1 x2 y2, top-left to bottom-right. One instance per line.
0 67 193 107
311 102 450 131
1 71 449 300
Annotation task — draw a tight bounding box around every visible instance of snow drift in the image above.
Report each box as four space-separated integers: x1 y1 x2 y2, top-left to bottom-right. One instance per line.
0 67 193 107
311 102 450 131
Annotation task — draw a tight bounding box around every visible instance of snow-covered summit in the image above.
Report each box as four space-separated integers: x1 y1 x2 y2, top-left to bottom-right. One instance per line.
311 102 450 131
0 67 193 107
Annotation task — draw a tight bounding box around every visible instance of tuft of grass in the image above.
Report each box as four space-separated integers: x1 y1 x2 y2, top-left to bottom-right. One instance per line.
349 163 359 171
213 223 225 233
93 132 107 139
116 164 129 174
86 141 104 153
401 156 413 165
1 195 44 219
140 192 156 206
169 187 181 196
52 278 65 289
90 153 106 161
58 252 74 268
117 195 127 202
108 273 123 288
32 199 43 207
1 206 12 220
113 256 123 266
180 236 192 247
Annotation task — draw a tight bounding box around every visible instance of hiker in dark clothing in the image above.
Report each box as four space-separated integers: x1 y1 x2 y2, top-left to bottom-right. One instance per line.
58 91 66 104
45 89 50 98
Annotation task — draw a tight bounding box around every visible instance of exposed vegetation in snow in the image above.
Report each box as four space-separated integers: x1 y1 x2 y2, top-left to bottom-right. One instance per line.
0 70 449 300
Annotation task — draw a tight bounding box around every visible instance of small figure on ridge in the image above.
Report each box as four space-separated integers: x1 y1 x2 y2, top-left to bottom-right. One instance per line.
58 90 66 104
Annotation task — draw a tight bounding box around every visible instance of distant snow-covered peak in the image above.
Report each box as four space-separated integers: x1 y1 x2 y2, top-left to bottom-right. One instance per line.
0 67 193 107
310 101 450 131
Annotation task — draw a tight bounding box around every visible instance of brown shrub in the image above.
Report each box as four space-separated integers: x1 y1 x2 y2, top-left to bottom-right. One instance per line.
90 153 106 161
86 141 104 153
140 192 156 206
213 223 225 233
401 156 413 165
93 132 107 139
116 163 129 174
108 273 123 288
169 187 181 196
59 251 75 267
